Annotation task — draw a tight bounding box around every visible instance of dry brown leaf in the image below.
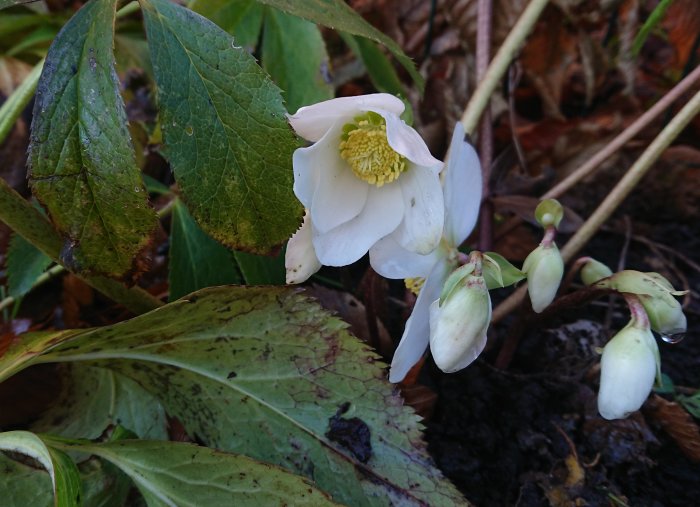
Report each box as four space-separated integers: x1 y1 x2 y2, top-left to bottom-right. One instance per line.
644 394 700 463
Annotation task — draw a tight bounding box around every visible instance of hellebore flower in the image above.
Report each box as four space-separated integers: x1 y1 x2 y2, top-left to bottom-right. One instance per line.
598 319 659 420
368 123 482 382
287 94 444 269
522 241 564 313
429 262 491 373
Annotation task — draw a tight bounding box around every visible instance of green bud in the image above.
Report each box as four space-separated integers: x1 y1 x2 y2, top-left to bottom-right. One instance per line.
535 199 564 229
429 274 491 373
638 293 686 337
522 244 564 313
580 258 613 286
598 321 659 420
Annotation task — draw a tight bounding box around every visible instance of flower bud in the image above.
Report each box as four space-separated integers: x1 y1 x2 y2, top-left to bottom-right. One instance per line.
638 293 687 337
523 244 564 313
534 199 564 229
429 274 491 373
580 258 613 286
598 321 659 420
285 213 321 284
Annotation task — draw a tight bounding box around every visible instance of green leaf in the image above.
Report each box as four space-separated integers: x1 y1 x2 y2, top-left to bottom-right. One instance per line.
632 0 674 55
253 0 422 91
189 0 264 49
168 200 241 301
32 364 168 441
0 431 82 506
233 249 285 284
342 34 405 96
482 252 525 290
678 391 700 419
7 232 53 298
141 0 302 254
28 0 157 279
0 451 131 507
262 8 333 112
48 439 339 506
30 286 466 506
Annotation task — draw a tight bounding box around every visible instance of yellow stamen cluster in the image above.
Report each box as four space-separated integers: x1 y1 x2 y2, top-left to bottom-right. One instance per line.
404 277 425 296
339 112 406 187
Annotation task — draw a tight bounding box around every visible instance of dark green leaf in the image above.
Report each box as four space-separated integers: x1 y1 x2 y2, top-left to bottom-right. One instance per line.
141 0 302 254
28 0 157 278
32 364 168 441
678 391 700 419
342 34 405 96
253 0 422 91
483 252 525 290
30 286 466 506
48 439 339 506
262 8 333 112
7 232 53 298
233 248 284 284
168 200 241 301
190 0 264 49
0 431 82 507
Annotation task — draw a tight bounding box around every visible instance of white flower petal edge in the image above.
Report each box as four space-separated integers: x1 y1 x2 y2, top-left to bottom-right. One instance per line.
444 123 482 246
391 165 445 255
369 234 440 279
285 212 322 284
389 260 453 383
313 184 404 266
288 94 405 142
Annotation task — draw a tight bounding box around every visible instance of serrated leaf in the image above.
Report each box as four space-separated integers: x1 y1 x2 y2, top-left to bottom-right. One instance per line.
7 232 53 298
0 453 130 507
168 200 241 301
141 0 301 254
32 364 168 441
233 249 285 284
0 431 81 507
189 0 264 49
22 286 467 506
47 439 339 506
253 0 422 91
28 0 157 279
262 8 333 112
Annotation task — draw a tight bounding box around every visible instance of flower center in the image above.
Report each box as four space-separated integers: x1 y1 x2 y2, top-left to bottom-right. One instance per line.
405 277 425 295
339 112 407 187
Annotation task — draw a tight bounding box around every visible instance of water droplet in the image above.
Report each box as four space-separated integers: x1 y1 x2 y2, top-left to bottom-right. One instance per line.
185 126 194 136
661 330 686 344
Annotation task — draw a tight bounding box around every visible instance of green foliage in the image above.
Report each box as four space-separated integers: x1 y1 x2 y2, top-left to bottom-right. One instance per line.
233 249 285 284
168 199 242 301
2 287 466 506
342 34 406 96
141 0 302 254
0 431 82 507
28 0 157 279
47 438 339 506
678 391 700 419
262 8 333 112
482 252 526 290
189 0 264 49
6 232 53 298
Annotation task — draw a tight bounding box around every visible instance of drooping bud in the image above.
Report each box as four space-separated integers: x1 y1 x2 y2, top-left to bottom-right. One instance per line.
285 212 321 284
598 312 659 420
580 258 613 286
429 254 491 373
522 243 564 313
638 293 687 337
534 199 564 229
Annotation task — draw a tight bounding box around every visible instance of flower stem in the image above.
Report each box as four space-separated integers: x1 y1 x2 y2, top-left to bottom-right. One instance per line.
460 0 550 135
623 293 650 329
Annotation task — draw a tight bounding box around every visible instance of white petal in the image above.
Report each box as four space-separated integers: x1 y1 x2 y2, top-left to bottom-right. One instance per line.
312 184 404 266
300 121 368 233
379 111 442 169
598 325 657 420
392 164 444 254
389 260 452 383
288 94 405 142
369 233 441 279
285 213 321 284
444 122 483 246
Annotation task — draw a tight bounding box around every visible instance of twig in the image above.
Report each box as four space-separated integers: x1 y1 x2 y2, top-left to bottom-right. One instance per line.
460 0 550 135
476 0 494 250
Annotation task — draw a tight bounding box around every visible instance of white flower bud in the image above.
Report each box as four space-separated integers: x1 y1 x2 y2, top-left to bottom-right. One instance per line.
429 274 491 373
580 258 613 286
523 244 564 313
285 213 321 284
598 322 659 420
639 293 687 336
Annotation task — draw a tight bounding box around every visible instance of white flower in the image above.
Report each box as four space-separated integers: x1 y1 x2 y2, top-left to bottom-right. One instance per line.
285 211 322 284
598 321 659 420
369 123 482 382
288 94 444 268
